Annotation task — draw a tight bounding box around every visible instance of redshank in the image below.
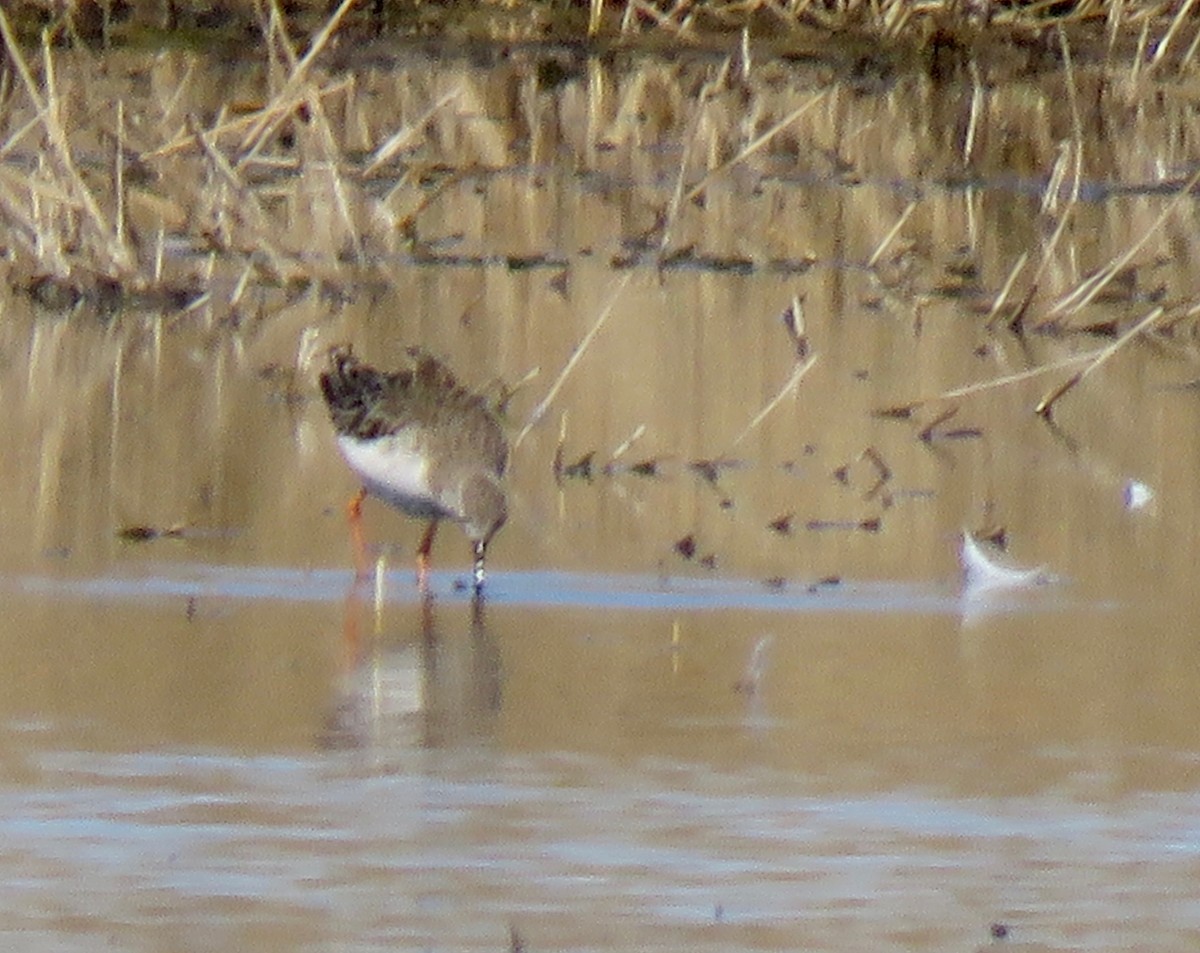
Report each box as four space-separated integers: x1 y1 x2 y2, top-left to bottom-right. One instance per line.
319 346 508 593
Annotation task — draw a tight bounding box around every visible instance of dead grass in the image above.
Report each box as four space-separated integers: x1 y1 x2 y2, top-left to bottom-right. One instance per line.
3 0 1200 75
7 1 1200 588
0 0 1198 370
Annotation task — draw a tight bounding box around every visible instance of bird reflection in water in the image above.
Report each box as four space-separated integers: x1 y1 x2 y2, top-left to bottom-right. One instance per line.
319 564 502 752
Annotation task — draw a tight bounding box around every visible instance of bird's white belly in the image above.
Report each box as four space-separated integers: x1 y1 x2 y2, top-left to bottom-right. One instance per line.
337 433 449 518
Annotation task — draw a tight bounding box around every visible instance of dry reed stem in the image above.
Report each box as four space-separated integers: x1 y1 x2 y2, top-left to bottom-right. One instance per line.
237 0 358 162
0 171 48 252
729 354 818 449
1040 139 1070 217
39 30 134 275
144 77 354 160
1131 17 1151 84
115 100 125 257
867 200 917 270
0 111 45 162
588 0 604 36
609 423 647 460
188 117 300 283
1035 305 1166 418
1008 139 1081 330
963 66 983 163
917 404 958 443
230 261 254 307
265 0 301 74
1012 28 1083 330
983 251 1028 331
681 89 828 206
513 272 637 451
1106 0 1126 56
738 26 751 81
362 88 462 178
155 59 195 132
1049 166 1200 319
0 9 132 276
887 348 1102 414
659 60 728 253
1149 0 1198 70
305 91 362 264
153 227 164 284
1180 16 1200 68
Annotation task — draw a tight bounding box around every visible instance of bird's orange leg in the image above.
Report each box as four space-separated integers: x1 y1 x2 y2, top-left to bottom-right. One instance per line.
416 520 439 592
347 487 370 580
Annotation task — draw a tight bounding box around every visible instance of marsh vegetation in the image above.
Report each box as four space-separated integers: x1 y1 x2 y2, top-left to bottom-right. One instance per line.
4 2 1200 950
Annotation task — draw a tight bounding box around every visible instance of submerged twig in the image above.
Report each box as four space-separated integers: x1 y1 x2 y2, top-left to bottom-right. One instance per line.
918 405 959 443
1035 305 1165 419
875 347 1103 418
780 296 809 360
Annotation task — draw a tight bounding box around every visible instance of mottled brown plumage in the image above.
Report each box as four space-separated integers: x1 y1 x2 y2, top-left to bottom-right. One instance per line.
320 346 508 592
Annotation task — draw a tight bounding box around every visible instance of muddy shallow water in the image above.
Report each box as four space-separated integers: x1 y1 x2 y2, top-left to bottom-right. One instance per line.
4 36 1200 952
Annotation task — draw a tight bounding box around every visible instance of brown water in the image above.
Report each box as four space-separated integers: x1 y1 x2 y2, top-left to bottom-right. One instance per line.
3 39 1200 952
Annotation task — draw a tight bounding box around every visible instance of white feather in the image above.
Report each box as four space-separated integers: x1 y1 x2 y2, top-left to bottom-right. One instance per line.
960 532 1050 593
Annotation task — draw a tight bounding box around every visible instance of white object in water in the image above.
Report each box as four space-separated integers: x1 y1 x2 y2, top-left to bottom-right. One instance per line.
1122 479 1154 512
959 532 1051 594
